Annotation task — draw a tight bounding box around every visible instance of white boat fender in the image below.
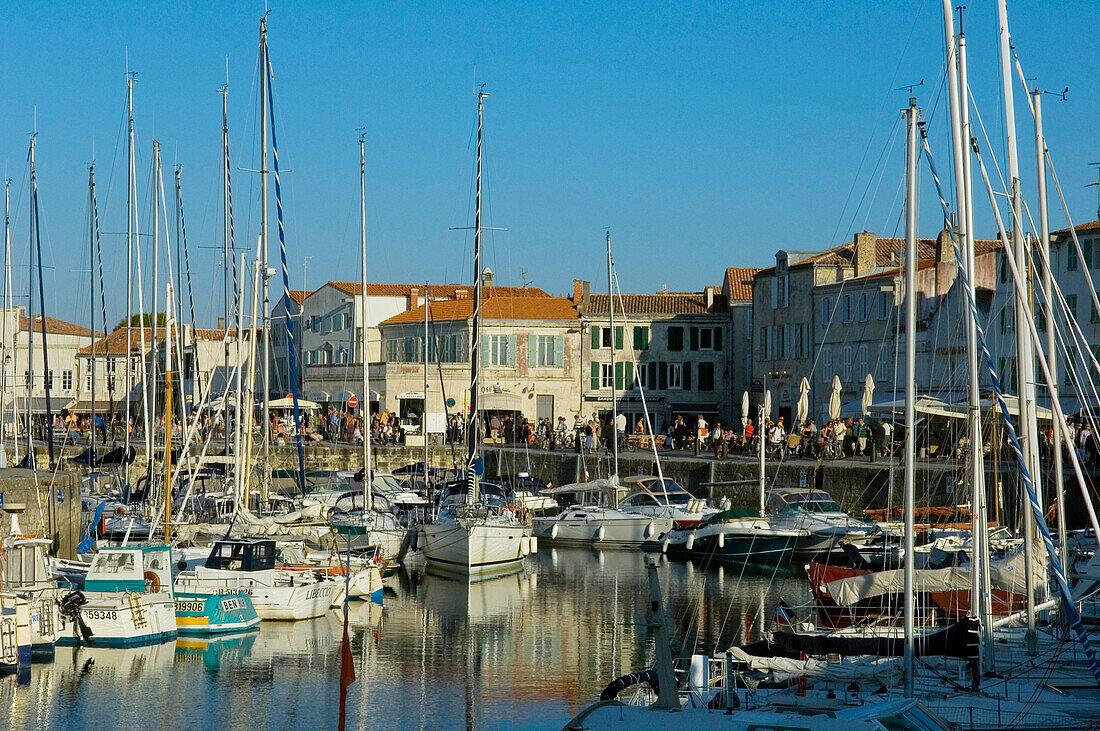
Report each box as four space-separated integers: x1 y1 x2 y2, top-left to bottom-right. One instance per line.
520 536 530 556
528 536 538 554
717 532 725 549
644 521 655 538
551 523 559 540
597 525 606 542
686 532 696 551
661 537 671 553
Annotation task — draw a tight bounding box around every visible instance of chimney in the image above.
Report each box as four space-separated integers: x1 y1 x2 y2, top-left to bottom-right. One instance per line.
854 231 877 278
705 286 716 309
481 267 494 288
936 228 954 263
572 279 590 307
218 316 225 330
408 287 420 310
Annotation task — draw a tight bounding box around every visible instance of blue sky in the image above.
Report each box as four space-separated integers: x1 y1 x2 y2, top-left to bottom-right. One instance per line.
1 1 1097 329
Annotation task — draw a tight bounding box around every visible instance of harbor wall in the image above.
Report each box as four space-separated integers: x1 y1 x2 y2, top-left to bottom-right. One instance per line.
0 468 81 558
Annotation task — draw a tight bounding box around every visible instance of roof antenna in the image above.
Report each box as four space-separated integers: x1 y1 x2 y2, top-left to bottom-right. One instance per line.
1087 163 1100 221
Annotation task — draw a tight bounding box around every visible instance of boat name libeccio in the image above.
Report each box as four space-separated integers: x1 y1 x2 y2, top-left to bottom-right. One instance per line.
305 587 332 600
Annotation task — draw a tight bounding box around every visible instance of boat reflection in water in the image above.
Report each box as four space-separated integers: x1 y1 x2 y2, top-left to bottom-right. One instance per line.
0 546 809 728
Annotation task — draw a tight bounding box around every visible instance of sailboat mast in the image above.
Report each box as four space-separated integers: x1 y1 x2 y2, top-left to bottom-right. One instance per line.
606 230 619 480
1032 90 1067 578
89 166 98 463
125 73 136 471
26 135 37 465
2 179 10 465
150 141 161 475
164 306 173 544
359 135 372 513
259 17 272 499
996 0 1040 654
466 88 488 503
424 282 430 490
902 96 920 699
220 83 234 458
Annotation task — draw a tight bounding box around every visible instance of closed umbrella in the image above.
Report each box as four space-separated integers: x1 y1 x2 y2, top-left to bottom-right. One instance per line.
829 376 842 422
861 373 875 417
741 391 750 427
797 377 810 427
763 389 772 420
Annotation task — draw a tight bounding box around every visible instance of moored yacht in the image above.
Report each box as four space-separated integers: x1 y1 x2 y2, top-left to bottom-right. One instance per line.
420 479 530 579
765 488 879 557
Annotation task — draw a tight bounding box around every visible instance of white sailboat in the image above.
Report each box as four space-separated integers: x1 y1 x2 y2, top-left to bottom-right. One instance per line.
420 88 529 579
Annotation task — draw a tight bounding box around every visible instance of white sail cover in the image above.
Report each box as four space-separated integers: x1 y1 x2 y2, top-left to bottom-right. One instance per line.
827 547 1030 606
730 647 903 681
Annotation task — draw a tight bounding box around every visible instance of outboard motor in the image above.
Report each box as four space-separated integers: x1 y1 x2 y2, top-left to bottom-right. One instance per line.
58 590 95 646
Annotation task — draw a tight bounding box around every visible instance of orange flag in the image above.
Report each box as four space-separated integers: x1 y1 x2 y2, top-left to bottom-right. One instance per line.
338 610 356 730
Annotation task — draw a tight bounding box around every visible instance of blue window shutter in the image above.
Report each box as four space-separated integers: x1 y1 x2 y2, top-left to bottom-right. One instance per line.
507 335 517 367
528 334 537 368
554 335 564 367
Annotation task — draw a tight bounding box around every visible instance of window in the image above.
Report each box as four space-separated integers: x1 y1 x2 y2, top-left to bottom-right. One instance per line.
821 346 832 383
698 362 715 391
667 363 682 389
999 306 1014 334
404 338 415 362
667 326 684 351
46 370 54 389
84 373 92 391
1036 305 1046 332
600 363 614 389
842 294 853 323
857 344 868 380
632 326 649 350
776 325 786 359
1084 239 1094 269
1066 294 1077 320
1092 300 1099 324
490 335 510 366
1064 349 1077 390
699 327 713 350
777 275 789 307
758 327 768 360
842 346 852 381
62 370 73 391
878 291 891 320
531 334 563 367
821 297 832 327
858 293 869 322
1068 245 1078 271
876 343 890 380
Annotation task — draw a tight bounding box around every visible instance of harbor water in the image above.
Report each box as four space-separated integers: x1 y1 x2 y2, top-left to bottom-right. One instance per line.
1 549 808 729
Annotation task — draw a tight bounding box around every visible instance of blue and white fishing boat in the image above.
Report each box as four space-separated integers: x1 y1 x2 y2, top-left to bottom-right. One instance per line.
174 591 260 635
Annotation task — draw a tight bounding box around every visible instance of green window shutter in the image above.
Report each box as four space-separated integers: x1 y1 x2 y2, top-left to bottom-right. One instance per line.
668 327 683 351
614 326 623 349
690 327 699 351
643 327 649 349
591 361 600 390
554 336 564 367
633 326 643 349
615 361 623 390
507 335 517 367
625 361 634 389
647 362 657 390
528 334 538 368
591 326 600 349
683 362 692 390
714 327 723 351
658 361 668 390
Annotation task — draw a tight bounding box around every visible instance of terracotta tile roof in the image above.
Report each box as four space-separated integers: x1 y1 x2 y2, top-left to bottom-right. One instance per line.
287 290 309 305
723 267 763 301
381 296 578 325
326 281 549 299
1052 219 1100 236
583 292 721 316
755 235 1001 276
19 315 100 339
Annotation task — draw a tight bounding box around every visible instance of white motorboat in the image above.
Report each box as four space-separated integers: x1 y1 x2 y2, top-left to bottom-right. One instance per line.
174 538 341 621
2 523 63 658
765 488 879 557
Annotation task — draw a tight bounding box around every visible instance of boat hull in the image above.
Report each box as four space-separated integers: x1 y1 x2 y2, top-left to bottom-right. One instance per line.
421 521 528 578
533 514 671 548
57 591 178 647
174 591 261 634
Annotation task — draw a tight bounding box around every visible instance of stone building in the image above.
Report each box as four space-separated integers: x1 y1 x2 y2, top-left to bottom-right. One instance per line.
572 279 732 433
752 230 1001 423
374 292 581 434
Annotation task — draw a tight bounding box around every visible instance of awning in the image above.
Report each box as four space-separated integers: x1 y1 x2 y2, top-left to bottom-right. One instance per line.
18 396 74 414
396 391 425 400
331 389 356 402
304 391 330 402
266 397 319 409
481 391 522 411
64 399 128 414
950 396 1053 421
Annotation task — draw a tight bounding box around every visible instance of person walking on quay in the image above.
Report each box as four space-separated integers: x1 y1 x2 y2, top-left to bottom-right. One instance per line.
711 420 727 460
856 417 869 458
694 414 708 456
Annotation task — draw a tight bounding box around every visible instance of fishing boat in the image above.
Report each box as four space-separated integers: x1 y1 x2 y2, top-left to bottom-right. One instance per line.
0 592 32 676
2 533 62 657
174 538 342 620
58 545 177 647
420 88 530 579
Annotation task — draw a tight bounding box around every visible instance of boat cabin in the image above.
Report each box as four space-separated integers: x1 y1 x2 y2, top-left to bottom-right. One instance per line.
2 539 53 592
766 488 844 516
204 539 276 572
620 476 695 506
85 545 173 593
